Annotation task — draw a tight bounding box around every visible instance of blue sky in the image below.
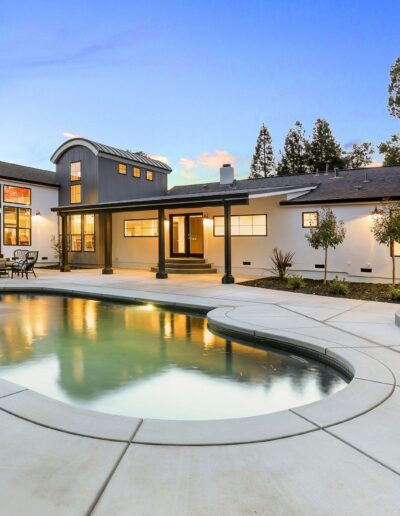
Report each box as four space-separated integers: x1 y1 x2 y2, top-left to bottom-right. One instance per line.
0 0 399 185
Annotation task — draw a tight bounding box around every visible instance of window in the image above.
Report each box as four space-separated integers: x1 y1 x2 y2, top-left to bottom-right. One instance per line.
70 214 82 251
83 214 95 252
118 163 127 175
3 185 31 205
302 211 319 228
70 161 81 181
213 215 267 236
133 167 141 178
70 184 81 204
124 219 158 237
146 170 153 181
3 207 31 246
394 241 400 257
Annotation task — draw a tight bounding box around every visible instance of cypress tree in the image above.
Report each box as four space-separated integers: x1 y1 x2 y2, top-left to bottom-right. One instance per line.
308 118 344 172
249 124 275 178
278 121 309 175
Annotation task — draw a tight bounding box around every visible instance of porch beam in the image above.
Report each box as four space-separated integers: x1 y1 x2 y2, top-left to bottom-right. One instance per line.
222 203 234 284
102 211 113 274
60 214 70 272
156 208 168 279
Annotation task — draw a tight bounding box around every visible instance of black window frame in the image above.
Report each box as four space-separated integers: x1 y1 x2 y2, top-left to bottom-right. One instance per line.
302 211 319 228
118 163 127 175
213 214 268 237
3 206 32 247
70 184 81 204
133 167 141 178
70 161 82 182
123 218 159 238
83 213 96 253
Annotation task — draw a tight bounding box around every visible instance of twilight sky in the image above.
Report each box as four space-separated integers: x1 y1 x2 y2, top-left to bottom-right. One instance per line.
0 0 399 186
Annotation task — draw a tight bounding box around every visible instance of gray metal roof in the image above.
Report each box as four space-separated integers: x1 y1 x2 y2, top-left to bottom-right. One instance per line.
0 161 58 187
51 138 172 172
169 166 400 204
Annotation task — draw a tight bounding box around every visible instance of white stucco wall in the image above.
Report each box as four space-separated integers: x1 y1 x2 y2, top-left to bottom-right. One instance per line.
111 196 398 283
0 180 59 264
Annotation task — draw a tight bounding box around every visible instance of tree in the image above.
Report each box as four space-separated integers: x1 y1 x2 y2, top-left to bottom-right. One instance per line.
307 118 344 172
306 208 346 285
249 124 275 178
278 121 309 175
378 134 400 166
388 57 400 119
344 142 374 169
371 203 400 285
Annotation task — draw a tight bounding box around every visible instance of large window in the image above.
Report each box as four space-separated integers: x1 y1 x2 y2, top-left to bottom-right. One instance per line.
302 211 319 228
3 207 31 246
133 167 141 178
70 215 82 251
124 219 158 237
83 214 95 252
3 185 31 205
70 184 81 204
146 170 153 181
70 162 81 181
118 163 127 175
213 215 267 236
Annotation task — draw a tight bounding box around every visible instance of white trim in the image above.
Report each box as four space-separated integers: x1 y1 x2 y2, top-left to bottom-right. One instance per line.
249 186 317 200
51 139 100 164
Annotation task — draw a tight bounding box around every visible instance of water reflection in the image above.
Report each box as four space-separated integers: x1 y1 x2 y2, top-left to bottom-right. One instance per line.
0 295 348 419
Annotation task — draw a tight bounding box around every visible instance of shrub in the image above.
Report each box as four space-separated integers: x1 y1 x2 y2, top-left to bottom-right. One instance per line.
287 275 305 290
388 286 400 301
270 248 295 280
328 276 349 296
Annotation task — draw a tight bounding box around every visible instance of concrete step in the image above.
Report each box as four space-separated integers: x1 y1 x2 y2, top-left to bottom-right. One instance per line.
163 262 213 270
150 267 218 274
165 258 206 264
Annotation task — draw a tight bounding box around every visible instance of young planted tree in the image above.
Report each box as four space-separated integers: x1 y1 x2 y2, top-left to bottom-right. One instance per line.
278 121 309 175
307 118 344 172
249 124 275 178
378 134 400 166
306 208 346 285
344 142 374 169
388 56 400 119
371 204 400 285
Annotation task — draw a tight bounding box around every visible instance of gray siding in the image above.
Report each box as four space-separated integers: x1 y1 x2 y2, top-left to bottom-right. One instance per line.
97 157 167 202
56 146 99 206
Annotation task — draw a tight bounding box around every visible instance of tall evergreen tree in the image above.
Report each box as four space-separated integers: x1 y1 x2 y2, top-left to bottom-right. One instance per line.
388 56 400 119
249 124 275 178
344 142 374 169
277 121 309 175
307 118 344 172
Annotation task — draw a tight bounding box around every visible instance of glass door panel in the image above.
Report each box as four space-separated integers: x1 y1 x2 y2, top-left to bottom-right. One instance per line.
189 215 203 256
170 214 204 257
171 215 186 255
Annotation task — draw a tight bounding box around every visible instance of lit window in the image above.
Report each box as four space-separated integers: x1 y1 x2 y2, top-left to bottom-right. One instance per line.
118 163 127 175
83 214 95 252
124 219 158 237
394 241 400 257
302 212 319 228
146 170 153 181
3 207 31 246
213 215 267 236
70 215 82 251
3 185 31 205
70 184 81 203
70 162 81 181
133 167 141 178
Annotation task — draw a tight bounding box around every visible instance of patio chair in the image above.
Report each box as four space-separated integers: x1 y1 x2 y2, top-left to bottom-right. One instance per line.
13 249 29 261
11 251 38 279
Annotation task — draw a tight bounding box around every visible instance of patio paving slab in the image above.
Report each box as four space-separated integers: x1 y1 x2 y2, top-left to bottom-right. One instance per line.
94 432 400 516
0 378 27 398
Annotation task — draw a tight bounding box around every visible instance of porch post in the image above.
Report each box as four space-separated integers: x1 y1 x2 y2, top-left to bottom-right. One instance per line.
102 211 113 274
156 208 168 279
222 202 234 284
60 213 70 272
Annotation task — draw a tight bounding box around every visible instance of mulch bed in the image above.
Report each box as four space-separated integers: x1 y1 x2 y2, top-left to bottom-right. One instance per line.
239 276 400 303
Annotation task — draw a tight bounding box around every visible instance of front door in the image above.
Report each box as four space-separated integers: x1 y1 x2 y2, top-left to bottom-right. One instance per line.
170 214 204 257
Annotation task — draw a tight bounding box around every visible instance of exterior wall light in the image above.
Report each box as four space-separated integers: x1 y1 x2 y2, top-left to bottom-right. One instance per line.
35 210 41 216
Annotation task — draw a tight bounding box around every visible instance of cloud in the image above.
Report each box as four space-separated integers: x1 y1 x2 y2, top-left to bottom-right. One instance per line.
197 150 237 169
180 157 194 169
149 154 169 165
62 131 82 139
367 159 382 168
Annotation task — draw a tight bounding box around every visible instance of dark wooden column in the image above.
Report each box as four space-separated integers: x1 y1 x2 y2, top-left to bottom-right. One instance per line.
102 211 113 274
222 203 234 284
60 214 70 272
156 208 168 279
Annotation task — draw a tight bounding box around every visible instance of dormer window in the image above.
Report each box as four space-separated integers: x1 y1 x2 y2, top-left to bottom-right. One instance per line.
70 161 81 181
133 167 141 178
146 170 153 181
118 163 127 175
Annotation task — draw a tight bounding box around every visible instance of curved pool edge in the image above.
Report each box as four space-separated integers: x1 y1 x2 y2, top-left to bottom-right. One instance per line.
0 285 397 446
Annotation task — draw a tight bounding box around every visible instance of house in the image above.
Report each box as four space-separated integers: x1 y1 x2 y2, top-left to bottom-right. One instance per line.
2 137 400 283
50 137 400 283
0 161 59 263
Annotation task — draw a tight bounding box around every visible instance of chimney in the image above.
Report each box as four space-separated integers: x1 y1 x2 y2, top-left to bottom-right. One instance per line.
220 163 234 185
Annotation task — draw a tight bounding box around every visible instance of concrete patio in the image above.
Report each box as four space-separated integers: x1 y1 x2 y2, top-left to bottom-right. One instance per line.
0 268 399 515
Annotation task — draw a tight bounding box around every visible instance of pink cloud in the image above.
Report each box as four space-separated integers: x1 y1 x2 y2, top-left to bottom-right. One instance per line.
367 159 383 168
149 154 169 165
180 157 194 169
62 131 82 139
197 150 237 169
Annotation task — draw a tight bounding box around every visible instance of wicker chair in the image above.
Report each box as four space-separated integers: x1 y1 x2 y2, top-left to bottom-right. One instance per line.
11 251 38 279
13 249 29 261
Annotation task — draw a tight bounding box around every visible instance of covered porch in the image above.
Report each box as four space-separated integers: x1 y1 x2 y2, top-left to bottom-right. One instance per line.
53 190 249 284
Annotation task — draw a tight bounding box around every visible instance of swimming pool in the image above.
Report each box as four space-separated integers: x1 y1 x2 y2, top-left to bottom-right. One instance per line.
0 294 348 420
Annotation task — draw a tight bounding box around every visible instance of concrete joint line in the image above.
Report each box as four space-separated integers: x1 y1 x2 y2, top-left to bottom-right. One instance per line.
0 388 27 400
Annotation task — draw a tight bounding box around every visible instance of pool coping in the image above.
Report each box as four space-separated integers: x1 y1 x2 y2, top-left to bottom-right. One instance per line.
0 284 397 446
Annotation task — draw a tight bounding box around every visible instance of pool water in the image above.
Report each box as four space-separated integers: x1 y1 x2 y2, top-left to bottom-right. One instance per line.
0 295 348 420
